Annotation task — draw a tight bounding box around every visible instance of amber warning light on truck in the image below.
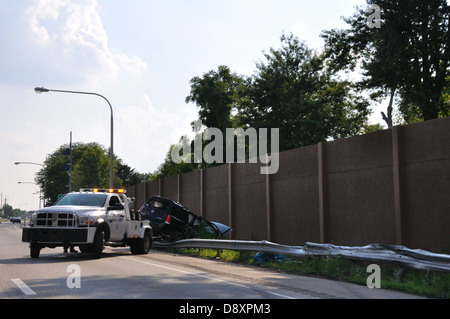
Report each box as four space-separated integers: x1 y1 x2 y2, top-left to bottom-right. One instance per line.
80 188 126 194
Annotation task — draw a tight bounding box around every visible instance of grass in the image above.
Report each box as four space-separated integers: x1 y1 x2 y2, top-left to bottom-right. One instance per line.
172 248 450 298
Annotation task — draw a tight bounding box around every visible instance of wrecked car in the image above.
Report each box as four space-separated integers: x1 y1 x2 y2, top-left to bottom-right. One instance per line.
139 195 232 242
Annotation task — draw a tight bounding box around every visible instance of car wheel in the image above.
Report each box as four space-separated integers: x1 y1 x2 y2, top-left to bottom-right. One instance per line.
30 243 41 258
93 229 105 259
131 230 152 254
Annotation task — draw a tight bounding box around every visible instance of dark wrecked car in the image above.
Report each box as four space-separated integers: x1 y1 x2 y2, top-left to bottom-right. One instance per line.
139 195 232 242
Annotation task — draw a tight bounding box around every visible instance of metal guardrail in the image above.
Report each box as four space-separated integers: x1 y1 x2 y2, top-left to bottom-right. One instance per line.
153 239 450 273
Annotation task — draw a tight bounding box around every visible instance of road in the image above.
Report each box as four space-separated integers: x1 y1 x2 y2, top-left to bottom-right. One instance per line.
0 222 425 301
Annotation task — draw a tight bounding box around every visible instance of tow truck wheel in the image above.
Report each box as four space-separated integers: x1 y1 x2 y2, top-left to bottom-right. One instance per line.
142 230 152 253
131 230 152 254
93 229 105 259
30 243 41 258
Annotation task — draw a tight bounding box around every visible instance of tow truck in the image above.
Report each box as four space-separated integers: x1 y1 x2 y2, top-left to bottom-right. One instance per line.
22 188 152 259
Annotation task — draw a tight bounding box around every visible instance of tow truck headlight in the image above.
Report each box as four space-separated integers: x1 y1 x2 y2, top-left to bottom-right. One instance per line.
78 216 95 226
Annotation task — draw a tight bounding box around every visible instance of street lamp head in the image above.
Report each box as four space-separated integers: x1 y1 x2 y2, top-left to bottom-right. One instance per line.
35 87 49 94
31 86 115 188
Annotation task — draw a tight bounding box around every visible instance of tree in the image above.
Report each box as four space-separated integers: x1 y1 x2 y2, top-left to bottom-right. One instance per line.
35 143 93 204
71 144 111 191
35 142 132 203
321 0 450 125
160 33 375 179
151 143 198 179
237 34 370 151
186 65 245 132
186 65 248 165
116 160 150 187
162 33 371 178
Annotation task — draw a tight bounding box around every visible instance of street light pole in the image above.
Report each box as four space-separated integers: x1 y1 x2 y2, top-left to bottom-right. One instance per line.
15 162 46 207
35 87 114 188
14 162 44 167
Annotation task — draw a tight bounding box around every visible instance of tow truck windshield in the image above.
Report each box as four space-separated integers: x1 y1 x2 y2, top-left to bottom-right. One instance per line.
55 193 108 207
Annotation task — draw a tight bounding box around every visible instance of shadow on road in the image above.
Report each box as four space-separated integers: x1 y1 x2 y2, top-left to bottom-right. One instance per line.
0 248 133 265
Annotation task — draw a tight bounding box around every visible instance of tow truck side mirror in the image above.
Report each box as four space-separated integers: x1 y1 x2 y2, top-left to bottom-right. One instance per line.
108 203 125 211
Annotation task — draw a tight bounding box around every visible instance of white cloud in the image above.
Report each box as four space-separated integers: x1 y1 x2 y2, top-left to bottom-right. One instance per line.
27 0 65 46
115 95 196 173
26 0 147 87
21 0 192 174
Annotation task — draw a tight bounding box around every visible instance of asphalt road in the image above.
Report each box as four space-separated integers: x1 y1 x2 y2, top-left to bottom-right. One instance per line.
0 222 425 301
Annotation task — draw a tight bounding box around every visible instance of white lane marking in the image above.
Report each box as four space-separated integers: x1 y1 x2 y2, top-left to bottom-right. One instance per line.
11 279 36 296
123 256 295 299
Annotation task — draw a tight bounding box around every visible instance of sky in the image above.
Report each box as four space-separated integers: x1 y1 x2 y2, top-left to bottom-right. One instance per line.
0 0 374 211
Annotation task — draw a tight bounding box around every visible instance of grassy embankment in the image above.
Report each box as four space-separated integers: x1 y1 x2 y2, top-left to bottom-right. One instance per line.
173 248 450 298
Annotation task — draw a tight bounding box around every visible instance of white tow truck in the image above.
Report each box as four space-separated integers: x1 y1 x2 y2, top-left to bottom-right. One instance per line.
22 188 152 259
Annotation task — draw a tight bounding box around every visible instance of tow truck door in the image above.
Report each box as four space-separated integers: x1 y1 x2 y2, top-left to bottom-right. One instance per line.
107 195 128 240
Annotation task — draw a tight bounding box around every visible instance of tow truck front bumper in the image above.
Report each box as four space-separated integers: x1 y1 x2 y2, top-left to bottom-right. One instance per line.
22 227 96 244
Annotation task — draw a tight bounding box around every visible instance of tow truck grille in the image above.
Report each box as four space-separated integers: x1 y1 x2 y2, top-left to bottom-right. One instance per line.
36 213 76 227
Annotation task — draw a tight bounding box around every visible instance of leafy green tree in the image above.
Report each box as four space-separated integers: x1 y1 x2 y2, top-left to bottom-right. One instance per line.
186 66 248 165
363 123 385 134
1 204 28 218
116 160 150 187
186 65 245 132
2 204 14 218
35 142 139 203
71 144 111 191
321 0 449 124
152 142 199 179
238 34 370 151
155 33 372 179
35 143 94 204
